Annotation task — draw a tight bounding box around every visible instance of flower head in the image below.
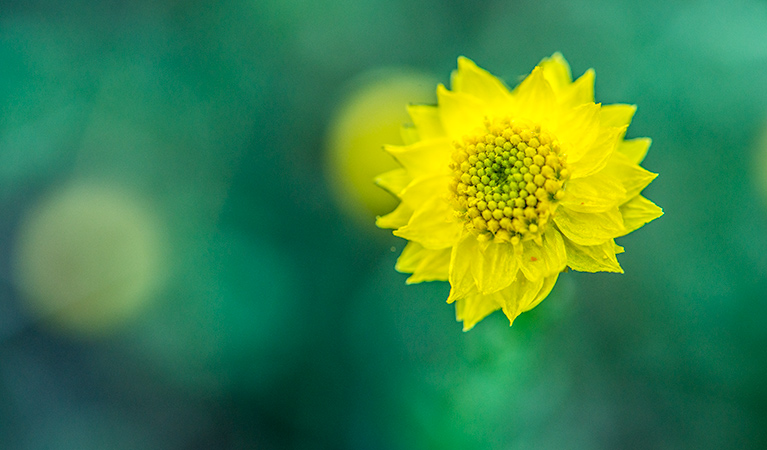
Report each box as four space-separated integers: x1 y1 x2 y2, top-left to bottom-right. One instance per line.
376 54 663 330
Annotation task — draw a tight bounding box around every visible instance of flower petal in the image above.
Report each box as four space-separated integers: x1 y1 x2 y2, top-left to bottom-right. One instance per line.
553 103 601 161
393 197 461 249
471 240 519 294
600 104 636 129
619 195 663 235
568 125 626 179
618 137 652 165
602 151 658 203
395 241 424 273
376 202 413 229
400 125 420 144
538 52 572 93
564 237 623 273
499 273 545 325
554 206 626 246
436 84 487 140
384 138 452 176
560 170 626 212
558 69 595 107
407 104 445 141
511 67 556 123
451 57 511 106
536 53 594 107
520 273 559 313
374 168 411 197
395 242 451 283
518 227 567 281
397 174 449 208
447 231 479 303
455 290 503 331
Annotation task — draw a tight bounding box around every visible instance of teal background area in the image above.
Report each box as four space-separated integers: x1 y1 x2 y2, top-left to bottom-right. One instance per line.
2 0 767 449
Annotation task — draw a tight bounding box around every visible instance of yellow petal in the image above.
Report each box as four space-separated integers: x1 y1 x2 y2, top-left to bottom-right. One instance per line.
393 197 461 249
499 273 545 325
510 67 556 123
564 237 623 273
618 137 651 165
375 202 413 229
395 242 451 283
558 69 595 107
600 104 636 128
451 57 510 106
384 138 452 176
517 227 567 281
619 195 663 235
447 231 479 303
602 151 658 203
407 104 445 141
538 52 572 92
568 125 626 179
520 273 559 313
374 168 411 197
395 241 424 273
553 206 626 246
397 174 449 208
554 103 601 161
455 290 503 331
560 170 626 212
400 125 420 144
436 84 487 140
470 240 519 294
538 53 594 107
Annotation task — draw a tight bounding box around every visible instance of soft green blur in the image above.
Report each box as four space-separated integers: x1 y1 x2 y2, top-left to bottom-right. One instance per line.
1 0 766 449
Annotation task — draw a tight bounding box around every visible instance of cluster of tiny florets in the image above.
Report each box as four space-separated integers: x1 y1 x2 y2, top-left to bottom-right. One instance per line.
449 118 569 243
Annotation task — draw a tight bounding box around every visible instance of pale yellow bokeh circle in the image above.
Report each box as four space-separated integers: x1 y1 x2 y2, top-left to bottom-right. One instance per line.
325 69 437 224
12 182 165 337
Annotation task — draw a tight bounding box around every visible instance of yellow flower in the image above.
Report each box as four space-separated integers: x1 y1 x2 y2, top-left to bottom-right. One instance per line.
376 53 663 331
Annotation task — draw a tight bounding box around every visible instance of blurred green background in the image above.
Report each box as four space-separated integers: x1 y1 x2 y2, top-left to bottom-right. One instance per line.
1 0 767 449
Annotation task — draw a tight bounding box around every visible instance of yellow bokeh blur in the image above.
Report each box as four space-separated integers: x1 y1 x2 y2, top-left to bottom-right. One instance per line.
11 182 165 337
325 69 437 225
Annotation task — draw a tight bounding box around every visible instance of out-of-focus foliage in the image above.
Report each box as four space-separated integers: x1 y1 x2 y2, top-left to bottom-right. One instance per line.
1 0 766 449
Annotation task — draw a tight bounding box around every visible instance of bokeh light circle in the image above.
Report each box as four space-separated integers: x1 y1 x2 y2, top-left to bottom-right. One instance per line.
325 69 437 224
11 182 165 337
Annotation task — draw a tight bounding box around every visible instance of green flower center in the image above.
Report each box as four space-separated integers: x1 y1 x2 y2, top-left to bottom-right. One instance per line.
449 118 569 243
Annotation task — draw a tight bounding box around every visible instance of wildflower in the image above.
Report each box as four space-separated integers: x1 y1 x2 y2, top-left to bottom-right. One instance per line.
376 54 662 330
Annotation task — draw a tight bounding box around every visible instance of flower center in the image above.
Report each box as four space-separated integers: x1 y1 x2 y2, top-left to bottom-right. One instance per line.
449 118 569 243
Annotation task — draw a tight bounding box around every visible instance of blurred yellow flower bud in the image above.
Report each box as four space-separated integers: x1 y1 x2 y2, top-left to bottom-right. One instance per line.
325 69 437 226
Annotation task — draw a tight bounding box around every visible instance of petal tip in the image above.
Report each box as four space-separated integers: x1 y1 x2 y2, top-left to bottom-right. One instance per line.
530 66 545 78
456 55 475 68
542 51 568 65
